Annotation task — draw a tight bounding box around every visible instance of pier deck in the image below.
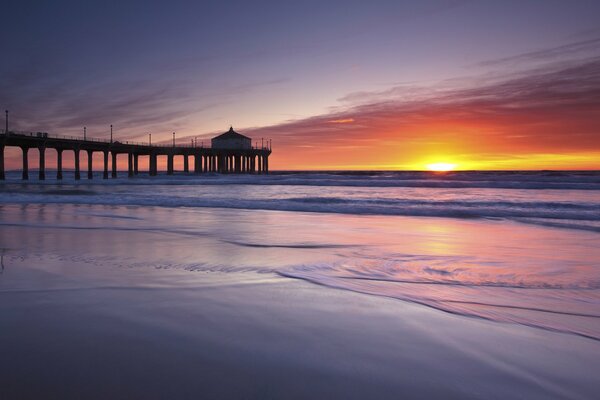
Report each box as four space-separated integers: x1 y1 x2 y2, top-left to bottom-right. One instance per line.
0 131 271 180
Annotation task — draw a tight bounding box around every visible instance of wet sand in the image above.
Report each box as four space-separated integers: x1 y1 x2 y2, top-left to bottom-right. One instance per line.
0 204 599 399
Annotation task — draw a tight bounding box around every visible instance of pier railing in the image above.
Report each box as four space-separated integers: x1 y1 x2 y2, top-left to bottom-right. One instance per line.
1 128 271 179
0 129 271 150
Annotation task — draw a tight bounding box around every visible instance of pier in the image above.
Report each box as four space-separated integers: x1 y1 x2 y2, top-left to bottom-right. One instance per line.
0 127 271 180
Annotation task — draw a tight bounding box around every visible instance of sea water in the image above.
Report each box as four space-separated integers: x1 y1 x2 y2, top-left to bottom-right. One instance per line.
1 170 599 341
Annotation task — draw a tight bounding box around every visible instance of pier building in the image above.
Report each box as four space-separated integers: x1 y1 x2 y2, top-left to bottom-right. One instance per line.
0 125 271 180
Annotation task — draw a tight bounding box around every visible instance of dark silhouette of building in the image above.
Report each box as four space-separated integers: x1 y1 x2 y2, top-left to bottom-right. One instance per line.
212 127 251 150
0 126 271 180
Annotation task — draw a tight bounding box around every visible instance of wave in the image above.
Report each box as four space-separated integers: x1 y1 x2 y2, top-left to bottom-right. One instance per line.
1 171 599 232
222 240 355 249
280 261 600 341
1 193 598 232
2 170 600 190
42 189 97 195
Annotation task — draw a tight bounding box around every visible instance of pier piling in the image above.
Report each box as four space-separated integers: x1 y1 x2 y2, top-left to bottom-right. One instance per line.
87 150 93 179
0 145 5 180
56 149 63 180
167 154 174 175
0 128 271 180
111 152 117 178
21 147 28 180
103 151 109 179
128 153 134 177
74 149 81 180
38 146 45 180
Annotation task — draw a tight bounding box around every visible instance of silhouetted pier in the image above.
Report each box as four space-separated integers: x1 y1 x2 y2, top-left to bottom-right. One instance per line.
0 128 271 180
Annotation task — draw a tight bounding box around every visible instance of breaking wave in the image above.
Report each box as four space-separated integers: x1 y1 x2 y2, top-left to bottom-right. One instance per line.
2 170 600 189
1 170 599 231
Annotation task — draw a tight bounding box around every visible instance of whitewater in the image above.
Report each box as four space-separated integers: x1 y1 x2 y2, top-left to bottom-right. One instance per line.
1 170 599 231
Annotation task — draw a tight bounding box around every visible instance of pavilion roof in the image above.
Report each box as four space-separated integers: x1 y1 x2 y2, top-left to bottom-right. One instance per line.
212 126 251 141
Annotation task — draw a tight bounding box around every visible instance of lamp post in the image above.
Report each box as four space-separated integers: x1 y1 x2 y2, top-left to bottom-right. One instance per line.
84 126 87 140
5 110 8 135
110 125 113 143
149 133 152 146
261 138 264 149
172 132 175 147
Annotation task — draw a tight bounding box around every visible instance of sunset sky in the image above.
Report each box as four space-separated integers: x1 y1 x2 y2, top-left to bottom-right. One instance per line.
1 0 599 170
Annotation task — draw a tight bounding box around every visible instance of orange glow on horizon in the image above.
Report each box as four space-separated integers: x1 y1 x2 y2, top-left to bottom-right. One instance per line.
426 162 457 172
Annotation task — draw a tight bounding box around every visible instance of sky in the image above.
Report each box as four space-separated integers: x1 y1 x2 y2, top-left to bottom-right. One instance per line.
1 0 599 170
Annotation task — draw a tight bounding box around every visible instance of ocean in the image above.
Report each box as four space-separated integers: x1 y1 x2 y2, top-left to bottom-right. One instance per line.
1 170 598 344
2 170 599 227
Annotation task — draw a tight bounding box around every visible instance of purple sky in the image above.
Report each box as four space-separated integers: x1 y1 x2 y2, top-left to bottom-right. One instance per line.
2 0 599 169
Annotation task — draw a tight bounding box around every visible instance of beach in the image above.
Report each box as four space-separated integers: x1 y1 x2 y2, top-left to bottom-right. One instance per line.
4 0 600 397
0 172 599 398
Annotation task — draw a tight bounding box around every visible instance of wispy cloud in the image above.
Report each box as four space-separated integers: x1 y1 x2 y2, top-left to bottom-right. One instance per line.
5 31 600 170
235 54 600 169
0 64 198 139
476 37 600 67
328 118 354 124
0 56 289 142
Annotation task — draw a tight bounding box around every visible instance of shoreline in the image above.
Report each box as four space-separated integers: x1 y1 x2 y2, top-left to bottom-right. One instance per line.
2 254 599 399
2 254 600 399
0 203 599 398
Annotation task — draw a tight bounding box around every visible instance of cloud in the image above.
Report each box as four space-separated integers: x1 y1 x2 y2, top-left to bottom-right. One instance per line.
0 54 289 143
232 55 600 169
0 62 199 140
328 118 354 124
476 37 600 67
5 33 600 170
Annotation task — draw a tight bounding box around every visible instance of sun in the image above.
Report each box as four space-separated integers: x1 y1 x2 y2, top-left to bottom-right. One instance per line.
426 162 457 172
